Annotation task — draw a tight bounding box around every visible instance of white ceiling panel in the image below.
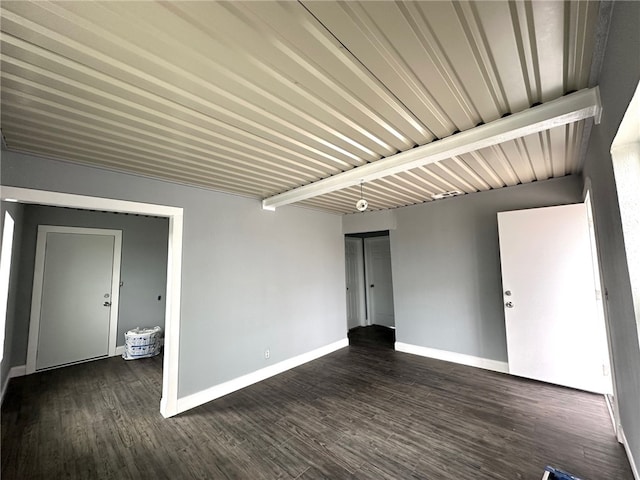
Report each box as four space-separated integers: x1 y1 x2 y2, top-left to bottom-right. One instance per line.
1 1 603 213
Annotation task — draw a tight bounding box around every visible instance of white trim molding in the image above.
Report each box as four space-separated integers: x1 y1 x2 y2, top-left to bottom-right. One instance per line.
9 365 26 378
395 342 509 374
610 81 640 480
176 338 348 415
160 213 182 418
620 426 640 480
26 226 123 375
0 186 183 418
263 88 602 209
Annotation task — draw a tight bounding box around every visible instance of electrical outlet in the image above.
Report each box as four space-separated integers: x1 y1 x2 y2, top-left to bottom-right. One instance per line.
264 348 270 360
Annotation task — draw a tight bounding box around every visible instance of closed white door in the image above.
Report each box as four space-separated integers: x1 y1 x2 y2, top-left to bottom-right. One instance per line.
345 237 365 329
364 236 395 327
498 204 611 394
28 227 121 372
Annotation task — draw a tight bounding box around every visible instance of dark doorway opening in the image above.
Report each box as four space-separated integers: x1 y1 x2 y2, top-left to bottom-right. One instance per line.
348 325 395 349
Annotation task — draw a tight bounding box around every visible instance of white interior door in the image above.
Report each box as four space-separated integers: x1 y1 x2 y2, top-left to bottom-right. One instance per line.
364 236 395 327
498 204 611 394
345 237 366 329
28 226 122 372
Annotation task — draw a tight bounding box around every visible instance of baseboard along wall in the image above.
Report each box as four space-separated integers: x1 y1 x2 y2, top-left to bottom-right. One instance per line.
620 427 640 480
394 342 509 374
176 338 348 415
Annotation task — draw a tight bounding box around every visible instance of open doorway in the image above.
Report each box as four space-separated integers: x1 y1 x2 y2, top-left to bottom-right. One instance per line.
0 187 183 418
18 205 169 376
344 231 395 349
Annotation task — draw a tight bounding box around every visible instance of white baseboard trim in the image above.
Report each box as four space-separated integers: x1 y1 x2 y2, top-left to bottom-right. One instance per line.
176 338 348 415
395 342 509 374
604 394 618 436
10 365 26 378
620 426 639 480
1 365 27 405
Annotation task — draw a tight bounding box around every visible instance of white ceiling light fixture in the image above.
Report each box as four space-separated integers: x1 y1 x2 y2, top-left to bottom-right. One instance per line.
356 181 368 212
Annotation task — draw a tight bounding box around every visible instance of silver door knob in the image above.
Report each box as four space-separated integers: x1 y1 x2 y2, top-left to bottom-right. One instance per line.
103 301 112 307
505 301 514 308
504 290 512 296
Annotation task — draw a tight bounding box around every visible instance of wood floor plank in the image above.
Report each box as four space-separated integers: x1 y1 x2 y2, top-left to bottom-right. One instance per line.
2 327 633 479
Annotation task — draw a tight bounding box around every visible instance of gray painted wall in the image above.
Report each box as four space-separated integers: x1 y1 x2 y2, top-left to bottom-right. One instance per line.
0 151 347 398
1 201 24 391
11 204 169 366
389 175 583 362
582 0 640 468
343 209 396 234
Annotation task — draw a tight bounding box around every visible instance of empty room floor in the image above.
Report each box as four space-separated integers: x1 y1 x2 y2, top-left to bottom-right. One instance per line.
1 342 633 479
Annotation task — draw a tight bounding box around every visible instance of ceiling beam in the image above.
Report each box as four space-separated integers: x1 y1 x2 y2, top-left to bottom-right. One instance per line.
262 87 602 210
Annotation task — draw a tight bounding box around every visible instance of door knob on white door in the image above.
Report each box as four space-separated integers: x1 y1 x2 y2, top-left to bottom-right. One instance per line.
103 301 111 307
505 301 514 308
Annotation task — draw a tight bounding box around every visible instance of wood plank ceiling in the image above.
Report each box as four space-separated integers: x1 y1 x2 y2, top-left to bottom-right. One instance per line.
0 1 600 214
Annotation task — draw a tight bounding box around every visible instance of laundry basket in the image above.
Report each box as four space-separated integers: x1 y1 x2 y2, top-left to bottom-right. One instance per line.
122 326 162 360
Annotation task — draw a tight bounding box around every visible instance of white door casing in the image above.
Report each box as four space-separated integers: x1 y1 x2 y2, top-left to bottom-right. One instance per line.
27 226 122 373
584 186 619 436
345 237 366 329
584 191 614 389
364 236 395 327
1 186 182 418
498 204 612 394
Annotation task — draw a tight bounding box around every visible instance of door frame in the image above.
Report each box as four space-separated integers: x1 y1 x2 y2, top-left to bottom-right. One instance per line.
344 236 366 329
583 181 622 440
0 186 183 418
26 226 123 374
363 235 395 328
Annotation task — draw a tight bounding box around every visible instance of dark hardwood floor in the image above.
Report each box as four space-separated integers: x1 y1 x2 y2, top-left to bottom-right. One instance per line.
348 325 395 349
2 336 633 479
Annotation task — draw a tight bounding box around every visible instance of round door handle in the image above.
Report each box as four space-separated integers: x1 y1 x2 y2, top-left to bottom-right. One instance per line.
103 301 112 307
505 301 514 308
370 284 375 288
